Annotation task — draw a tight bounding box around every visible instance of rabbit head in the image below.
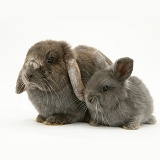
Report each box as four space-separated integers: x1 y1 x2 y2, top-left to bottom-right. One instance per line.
16 40 84 100
85 54 133 111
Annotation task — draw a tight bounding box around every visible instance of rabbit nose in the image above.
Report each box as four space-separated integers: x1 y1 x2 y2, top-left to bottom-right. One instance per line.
24 73 33 81
88 95 94 103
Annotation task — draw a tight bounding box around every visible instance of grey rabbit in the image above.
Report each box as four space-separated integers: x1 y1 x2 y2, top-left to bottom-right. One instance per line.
15 40 112 125
81 54 156 129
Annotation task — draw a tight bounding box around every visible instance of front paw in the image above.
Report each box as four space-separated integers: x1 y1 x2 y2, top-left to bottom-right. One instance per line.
36 115 45 123
43 115 69 125
89 120 100 127
123 123 140 130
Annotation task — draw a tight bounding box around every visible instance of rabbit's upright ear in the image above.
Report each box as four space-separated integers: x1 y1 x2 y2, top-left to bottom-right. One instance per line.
15 70 26 94
59 41 85 101
113 57 133 81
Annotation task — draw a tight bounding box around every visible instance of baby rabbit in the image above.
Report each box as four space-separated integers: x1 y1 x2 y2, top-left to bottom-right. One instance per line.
16 40 112 125
83 54 156 129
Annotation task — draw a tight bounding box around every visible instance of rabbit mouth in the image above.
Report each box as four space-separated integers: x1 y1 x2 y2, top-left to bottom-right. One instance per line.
28 83 36 90
24 82 36 90
21 74 36 90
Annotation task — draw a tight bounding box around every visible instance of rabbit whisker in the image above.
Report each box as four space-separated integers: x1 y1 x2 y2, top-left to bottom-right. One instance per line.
98 102 111 127
82 103 87 114
43 80 54 101
99 100 106 107
76 102 88 120
81 104 88 119
41 82 49 106
47 77 59 89
69 98 80 106
93 103 98 124
83 105 88 115
97 103 105 126
81 69 91 77
43 78 61 106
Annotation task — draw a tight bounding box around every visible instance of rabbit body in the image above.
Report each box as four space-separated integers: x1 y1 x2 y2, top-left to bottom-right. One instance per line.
85 57 156 129
16 40 112 125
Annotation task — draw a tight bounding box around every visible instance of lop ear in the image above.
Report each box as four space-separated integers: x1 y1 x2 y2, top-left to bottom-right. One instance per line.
59 41 85 101
66 58 85 101
15 70 26 94
113 57 133 81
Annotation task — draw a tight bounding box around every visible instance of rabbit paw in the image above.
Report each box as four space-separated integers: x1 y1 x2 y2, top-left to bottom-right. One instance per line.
145 115 157 124
36 115 45 123
43 115 69 125
89 120 100 127
123 123 140 130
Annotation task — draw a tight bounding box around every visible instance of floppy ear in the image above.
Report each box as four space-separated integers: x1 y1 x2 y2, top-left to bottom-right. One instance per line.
59 41 85 101
113 57 133 81
15 70 26 94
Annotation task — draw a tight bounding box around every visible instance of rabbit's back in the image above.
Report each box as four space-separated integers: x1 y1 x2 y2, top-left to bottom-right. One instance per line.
126 76 153 118
74 45 112 85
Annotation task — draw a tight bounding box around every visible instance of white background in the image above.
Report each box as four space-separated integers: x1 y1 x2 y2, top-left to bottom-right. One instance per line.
0 0 160 160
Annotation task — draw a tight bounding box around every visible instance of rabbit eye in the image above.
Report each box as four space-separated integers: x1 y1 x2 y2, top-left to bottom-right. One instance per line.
102 86 109 92
47 56 55 63
46 51 56 64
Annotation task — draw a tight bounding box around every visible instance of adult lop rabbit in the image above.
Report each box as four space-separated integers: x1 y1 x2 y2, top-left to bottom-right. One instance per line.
16 40 112 125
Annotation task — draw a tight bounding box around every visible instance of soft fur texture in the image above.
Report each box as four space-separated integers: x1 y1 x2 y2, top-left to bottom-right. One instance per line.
83 55 156 130
15 40 112 125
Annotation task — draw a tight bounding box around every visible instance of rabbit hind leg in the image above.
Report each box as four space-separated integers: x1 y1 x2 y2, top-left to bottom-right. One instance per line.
143 115 156 124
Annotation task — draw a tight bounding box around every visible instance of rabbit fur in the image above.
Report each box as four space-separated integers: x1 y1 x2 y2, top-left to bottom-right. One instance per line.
83 54 156 129
16 40 112 125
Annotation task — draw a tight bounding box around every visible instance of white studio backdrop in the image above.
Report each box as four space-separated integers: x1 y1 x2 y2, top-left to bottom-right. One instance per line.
0 0 160 160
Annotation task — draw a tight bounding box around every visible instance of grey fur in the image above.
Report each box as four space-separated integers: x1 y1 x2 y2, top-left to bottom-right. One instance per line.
15 40 112 125
85 57 156 130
